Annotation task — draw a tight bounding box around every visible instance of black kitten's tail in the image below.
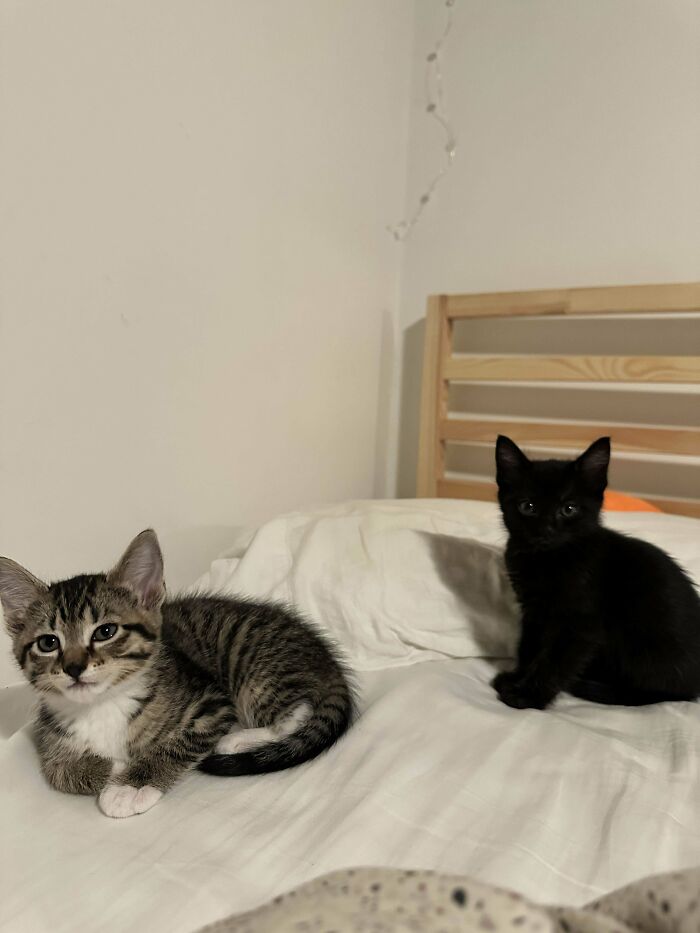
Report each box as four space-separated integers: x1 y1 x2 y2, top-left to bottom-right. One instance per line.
569 677 697 707
199 691 354 777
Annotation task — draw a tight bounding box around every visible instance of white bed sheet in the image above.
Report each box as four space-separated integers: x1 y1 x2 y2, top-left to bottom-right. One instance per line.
1 500 699 932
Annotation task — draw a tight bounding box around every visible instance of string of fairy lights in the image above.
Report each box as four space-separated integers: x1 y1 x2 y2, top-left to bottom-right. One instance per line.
387 0 458 241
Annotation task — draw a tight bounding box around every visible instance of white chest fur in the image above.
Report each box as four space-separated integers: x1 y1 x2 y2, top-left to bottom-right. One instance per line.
49 676 147 763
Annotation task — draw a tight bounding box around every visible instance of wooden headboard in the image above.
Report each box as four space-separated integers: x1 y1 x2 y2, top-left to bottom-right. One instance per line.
417 282 700 518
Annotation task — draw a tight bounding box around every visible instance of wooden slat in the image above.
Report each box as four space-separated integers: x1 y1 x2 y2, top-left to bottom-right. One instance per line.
436 478 700 519
447 290 569 319
440 419 700 456
417 296 450 497
436 478 497 502
443 355 700 384
569 283 700 316
446 282 700 319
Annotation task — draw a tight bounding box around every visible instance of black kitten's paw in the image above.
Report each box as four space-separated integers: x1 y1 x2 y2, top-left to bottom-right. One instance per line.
491 670 520 692
495 679 553 710
498 689 547 710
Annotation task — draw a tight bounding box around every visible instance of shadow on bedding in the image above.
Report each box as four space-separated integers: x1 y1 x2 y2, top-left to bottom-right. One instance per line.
420 532 520 663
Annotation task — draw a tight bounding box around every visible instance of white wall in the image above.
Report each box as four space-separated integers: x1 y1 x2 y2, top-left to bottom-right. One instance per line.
0 1 413 686
396 0 700 495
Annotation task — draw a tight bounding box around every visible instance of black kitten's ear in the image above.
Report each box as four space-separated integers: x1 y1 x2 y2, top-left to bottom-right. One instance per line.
108 529 165 610
496 435 530 485
575 437 611 491
0 558 48 635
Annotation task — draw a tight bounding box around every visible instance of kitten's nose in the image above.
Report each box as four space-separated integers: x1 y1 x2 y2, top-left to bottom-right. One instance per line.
64 662 86 681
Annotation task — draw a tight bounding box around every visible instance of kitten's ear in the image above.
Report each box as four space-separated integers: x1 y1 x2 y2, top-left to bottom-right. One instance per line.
0 558 48 635
496 435 530 485
575 437 610 491
108 529 165 610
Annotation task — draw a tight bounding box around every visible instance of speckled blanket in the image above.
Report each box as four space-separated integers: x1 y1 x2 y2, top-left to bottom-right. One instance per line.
199 865 700 932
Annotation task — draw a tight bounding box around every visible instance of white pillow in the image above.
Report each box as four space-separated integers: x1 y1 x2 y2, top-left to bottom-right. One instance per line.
192 499 513 669
191 499 700 671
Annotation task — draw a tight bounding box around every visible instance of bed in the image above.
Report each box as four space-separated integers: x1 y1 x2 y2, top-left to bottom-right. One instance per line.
1 283 699 933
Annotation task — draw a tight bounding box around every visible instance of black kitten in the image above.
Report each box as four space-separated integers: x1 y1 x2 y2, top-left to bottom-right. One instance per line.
493 435 700 709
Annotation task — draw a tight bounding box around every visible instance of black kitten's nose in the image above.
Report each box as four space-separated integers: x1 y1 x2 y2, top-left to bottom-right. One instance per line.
64 663 85 681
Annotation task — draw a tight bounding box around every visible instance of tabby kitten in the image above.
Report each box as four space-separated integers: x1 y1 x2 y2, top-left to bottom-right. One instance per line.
493 435 700 710
0 530 354 818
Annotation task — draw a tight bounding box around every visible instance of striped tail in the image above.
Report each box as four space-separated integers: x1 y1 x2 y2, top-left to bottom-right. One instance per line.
198 691 355 777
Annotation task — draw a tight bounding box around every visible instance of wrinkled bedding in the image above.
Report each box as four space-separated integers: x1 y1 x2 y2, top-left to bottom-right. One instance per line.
1 500 699 933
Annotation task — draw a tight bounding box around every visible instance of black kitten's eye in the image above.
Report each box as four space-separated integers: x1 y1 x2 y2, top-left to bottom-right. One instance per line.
36 634 59 653
92 623 118 642
517 500 538 516
561 502 579 518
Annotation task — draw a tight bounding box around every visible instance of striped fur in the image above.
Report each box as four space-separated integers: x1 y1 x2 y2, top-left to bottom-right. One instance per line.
0 531 354 817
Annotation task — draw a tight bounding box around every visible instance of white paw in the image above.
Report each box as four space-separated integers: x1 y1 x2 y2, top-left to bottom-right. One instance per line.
98 783 163 819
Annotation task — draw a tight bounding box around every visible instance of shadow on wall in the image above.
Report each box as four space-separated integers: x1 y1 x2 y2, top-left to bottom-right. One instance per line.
396 317 426 497
373 308 398 499
161 524 247 593
420 531 520 660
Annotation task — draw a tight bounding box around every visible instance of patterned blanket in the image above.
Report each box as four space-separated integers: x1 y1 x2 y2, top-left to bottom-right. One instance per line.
199 865 700 932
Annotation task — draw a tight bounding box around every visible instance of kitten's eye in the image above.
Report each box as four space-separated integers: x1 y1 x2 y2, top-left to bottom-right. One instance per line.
561 503 579 518
517 501 538 516
36 634 59 653
92 623 118 642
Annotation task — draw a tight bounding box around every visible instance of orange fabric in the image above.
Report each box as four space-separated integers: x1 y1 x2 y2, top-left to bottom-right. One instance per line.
603 490 662 513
